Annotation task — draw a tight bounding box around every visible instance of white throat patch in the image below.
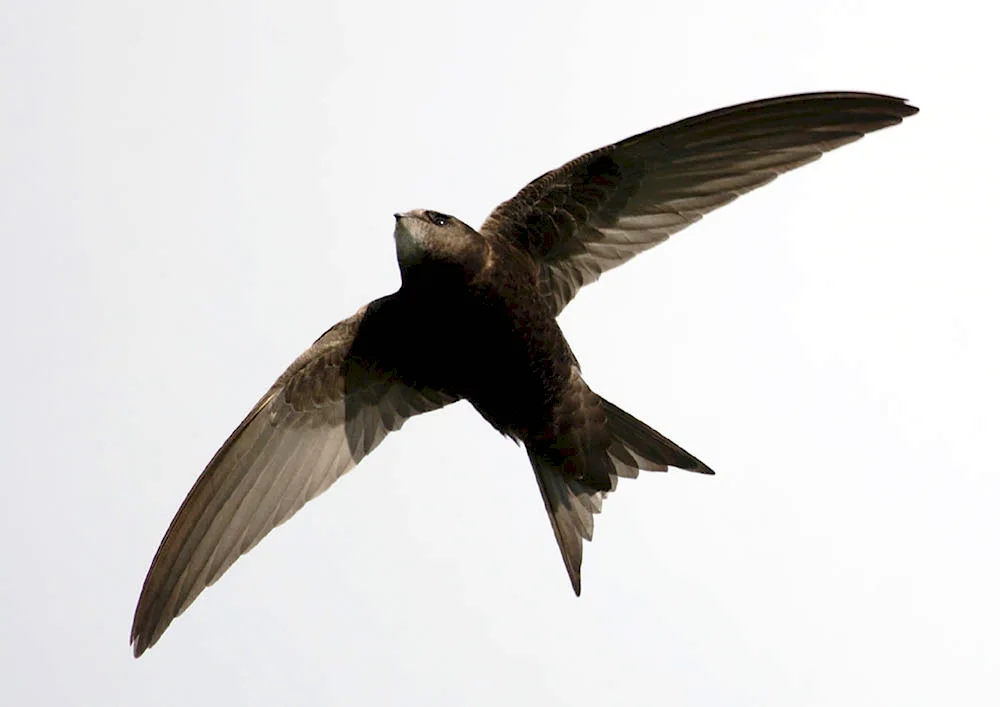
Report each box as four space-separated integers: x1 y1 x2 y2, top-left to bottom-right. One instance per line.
393 218 425 267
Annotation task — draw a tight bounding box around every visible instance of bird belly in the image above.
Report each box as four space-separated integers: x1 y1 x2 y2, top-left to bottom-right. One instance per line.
372 280 572 439
446 308 570 439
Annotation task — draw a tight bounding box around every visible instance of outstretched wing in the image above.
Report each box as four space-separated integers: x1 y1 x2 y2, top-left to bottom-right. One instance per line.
481 92 917 315
131 306 456 656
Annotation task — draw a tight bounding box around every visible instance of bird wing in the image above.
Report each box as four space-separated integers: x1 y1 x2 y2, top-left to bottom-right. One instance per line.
480 92 917 315
130 306 456 656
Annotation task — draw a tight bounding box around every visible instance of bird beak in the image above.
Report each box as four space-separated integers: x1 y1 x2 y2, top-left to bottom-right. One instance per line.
395 210 423 222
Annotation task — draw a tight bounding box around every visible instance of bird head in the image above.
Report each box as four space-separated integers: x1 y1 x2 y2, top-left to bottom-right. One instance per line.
393 210 489 284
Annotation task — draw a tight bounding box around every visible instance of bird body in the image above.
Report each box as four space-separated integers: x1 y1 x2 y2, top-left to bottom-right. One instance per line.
373 223 568 439
132 92 917 656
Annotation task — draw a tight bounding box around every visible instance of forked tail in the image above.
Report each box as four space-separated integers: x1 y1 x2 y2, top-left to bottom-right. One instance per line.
528 397 712 594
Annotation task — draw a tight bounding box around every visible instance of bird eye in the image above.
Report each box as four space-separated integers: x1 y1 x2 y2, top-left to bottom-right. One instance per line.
425 210 451 227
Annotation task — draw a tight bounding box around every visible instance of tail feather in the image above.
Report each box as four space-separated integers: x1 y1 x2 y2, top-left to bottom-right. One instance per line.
603 399 715 475
529 396 712 595
528 451 603 595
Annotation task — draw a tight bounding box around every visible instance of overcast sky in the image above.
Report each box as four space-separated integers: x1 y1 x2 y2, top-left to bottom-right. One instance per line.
2 1 997 705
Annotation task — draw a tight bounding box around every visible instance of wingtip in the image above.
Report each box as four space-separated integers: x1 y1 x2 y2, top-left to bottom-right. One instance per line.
130 615 159 658
890 96 919 118
881 94 920 121
696 461 716 476
130 631 149 659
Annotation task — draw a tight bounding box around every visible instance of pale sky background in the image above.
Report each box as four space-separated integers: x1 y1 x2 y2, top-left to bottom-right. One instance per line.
2 1 997 705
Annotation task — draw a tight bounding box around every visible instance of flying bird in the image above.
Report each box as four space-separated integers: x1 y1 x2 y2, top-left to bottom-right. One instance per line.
131 92 917 656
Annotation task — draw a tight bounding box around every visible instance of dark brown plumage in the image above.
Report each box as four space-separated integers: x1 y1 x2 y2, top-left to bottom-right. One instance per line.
131 92 917 656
